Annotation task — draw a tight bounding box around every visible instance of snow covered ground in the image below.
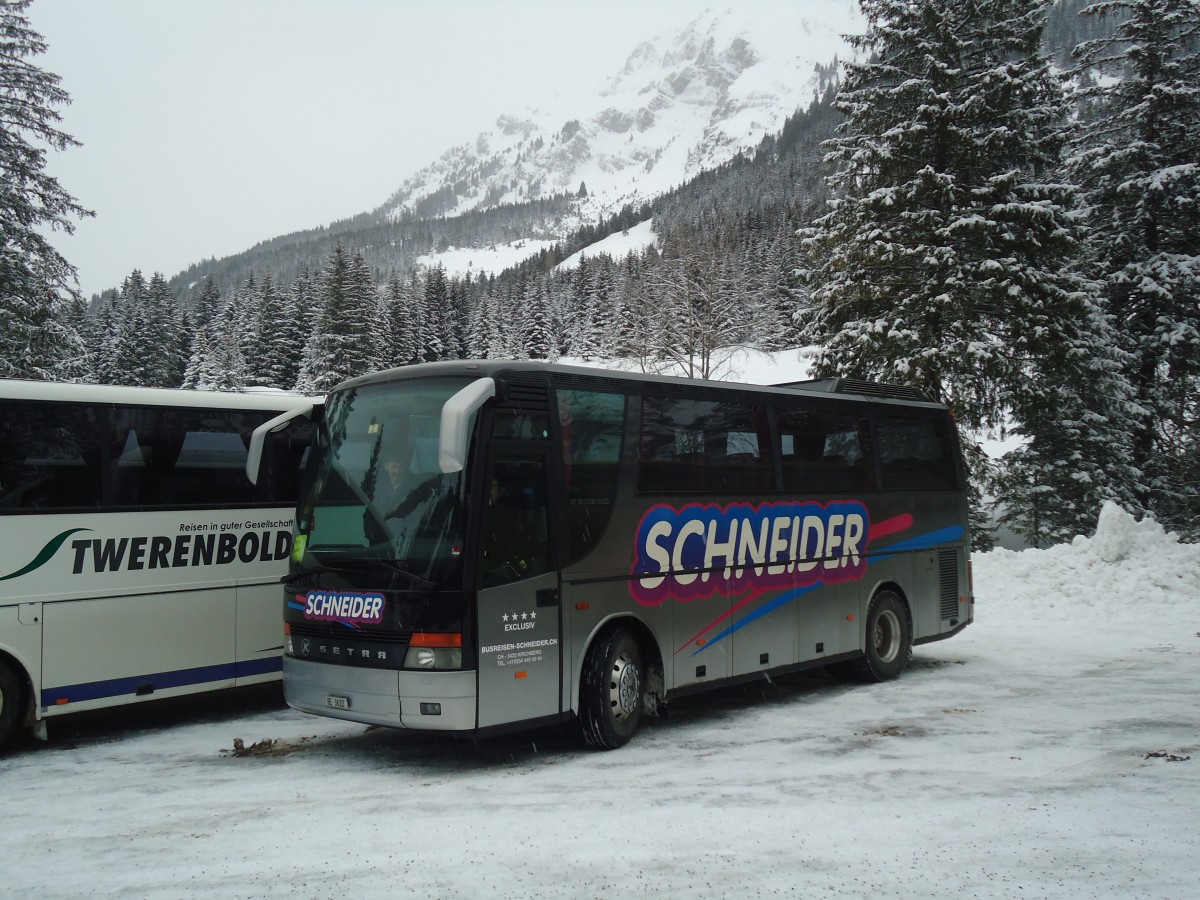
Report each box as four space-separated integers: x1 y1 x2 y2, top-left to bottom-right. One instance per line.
1 503 1196 898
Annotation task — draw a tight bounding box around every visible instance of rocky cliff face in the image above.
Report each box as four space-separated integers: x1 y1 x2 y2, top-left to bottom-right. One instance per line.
379 3 859 228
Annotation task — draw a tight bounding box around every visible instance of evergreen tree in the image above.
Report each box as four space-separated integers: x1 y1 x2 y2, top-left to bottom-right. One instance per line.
382 271 420 366
250 273 299 388
192 275 222 331
421 263 450 362
203 298 248 391
1069 0 1200 534
522 278 555 360
467 292 501 358
143 272 185 386
0 0 92 380
446 273 470 360
58 293 91 380
181 327 210 390
802 0 1138 543
295 243 382 392
111 270 154 385
88 291 119 384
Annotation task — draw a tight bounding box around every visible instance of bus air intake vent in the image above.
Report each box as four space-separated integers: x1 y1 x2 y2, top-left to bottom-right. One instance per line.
837 379 931 402
772 378 930 402
938 549 959 619
498 381 550 412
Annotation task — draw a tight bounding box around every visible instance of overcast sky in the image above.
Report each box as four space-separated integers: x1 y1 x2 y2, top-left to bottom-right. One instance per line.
28 0 727 298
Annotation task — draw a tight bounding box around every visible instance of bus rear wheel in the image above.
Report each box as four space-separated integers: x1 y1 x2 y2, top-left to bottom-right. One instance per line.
0 659 24 751
578 628 644 750
848 591 912 683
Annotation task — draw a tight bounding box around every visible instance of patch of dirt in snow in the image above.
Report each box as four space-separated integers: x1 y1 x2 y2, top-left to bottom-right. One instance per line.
221 736 320 758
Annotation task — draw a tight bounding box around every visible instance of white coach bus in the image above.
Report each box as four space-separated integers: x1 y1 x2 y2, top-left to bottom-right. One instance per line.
0 379 315 750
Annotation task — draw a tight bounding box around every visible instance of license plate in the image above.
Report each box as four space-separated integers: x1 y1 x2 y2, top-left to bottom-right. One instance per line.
325 695 350 710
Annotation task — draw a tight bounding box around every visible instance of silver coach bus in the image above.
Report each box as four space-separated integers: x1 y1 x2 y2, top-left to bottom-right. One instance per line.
260 361 973 749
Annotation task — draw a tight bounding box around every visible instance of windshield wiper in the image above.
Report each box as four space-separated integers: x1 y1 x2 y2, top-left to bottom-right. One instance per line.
375 559 436 592
283 556 435 593
281 558 363 586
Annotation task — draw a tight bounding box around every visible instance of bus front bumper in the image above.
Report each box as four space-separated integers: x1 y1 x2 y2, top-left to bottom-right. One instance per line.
282 657 477 731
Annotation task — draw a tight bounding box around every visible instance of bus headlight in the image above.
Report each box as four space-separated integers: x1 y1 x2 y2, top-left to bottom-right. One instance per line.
404 633 463 670
405 647 463 669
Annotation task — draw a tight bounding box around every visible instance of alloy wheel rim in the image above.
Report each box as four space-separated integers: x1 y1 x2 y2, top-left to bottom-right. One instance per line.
611 652 640 722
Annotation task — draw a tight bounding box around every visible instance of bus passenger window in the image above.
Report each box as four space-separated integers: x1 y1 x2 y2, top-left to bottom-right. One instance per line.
777 407 875 492
638 396 771 494
876 416 958 490
558 388 626 564
0 400 102 511
105 407 273 508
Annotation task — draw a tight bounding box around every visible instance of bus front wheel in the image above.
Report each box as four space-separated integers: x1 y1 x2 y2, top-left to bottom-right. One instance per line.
850 591 912 683
578 628 644 750
0 659 24 751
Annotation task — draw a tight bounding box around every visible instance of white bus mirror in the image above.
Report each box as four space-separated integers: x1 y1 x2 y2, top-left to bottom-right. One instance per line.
246 401 319 485
439 377 495 473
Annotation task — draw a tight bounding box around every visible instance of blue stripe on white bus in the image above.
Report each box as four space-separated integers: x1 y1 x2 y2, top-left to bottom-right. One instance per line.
41 656 283 706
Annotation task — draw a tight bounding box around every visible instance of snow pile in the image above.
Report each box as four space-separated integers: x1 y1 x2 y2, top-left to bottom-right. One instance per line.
975 501 1200 622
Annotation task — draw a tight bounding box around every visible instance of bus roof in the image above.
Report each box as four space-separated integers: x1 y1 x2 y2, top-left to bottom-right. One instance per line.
0 378 319 412
333 361 947 411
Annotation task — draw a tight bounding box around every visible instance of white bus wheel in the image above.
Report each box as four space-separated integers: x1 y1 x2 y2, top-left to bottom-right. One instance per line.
579 628 644 750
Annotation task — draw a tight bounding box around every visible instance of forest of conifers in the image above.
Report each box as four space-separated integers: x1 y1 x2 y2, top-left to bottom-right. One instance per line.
4 1 1197 548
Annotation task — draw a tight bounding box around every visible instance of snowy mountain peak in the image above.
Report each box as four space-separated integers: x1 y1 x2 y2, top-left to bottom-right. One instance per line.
379 2 860 227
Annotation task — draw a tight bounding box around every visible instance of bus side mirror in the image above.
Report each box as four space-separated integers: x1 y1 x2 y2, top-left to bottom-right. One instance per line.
246 401 322 486
439 378 495 473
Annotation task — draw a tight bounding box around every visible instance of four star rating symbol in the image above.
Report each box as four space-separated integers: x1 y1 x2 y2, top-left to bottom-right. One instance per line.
501 610 537 623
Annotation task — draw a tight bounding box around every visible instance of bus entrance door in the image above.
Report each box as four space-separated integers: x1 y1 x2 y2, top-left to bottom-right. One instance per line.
475 454 561 729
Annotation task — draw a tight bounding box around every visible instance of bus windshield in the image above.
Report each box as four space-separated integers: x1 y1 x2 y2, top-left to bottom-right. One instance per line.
295 377 473 583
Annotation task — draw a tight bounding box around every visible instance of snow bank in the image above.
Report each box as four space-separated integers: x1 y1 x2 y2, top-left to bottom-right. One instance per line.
975 501 1200 621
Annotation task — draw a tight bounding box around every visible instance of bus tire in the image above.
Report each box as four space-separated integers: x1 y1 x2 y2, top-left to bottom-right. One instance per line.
0 659 24 751
850 591 912 683
578 628 644 750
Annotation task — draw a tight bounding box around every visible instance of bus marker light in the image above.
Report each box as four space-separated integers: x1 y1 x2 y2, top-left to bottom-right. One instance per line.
283 622 292 636
55 698 69 705
575 602 590 611
410 632 463 648
420 703 441 715
847 614 855 621
514 671 527 679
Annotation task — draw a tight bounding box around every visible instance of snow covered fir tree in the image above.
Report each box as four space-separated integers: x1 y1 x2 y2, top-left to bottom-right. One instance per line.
0 0 91 380
4 0 1198 545
1067 0 1200 537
